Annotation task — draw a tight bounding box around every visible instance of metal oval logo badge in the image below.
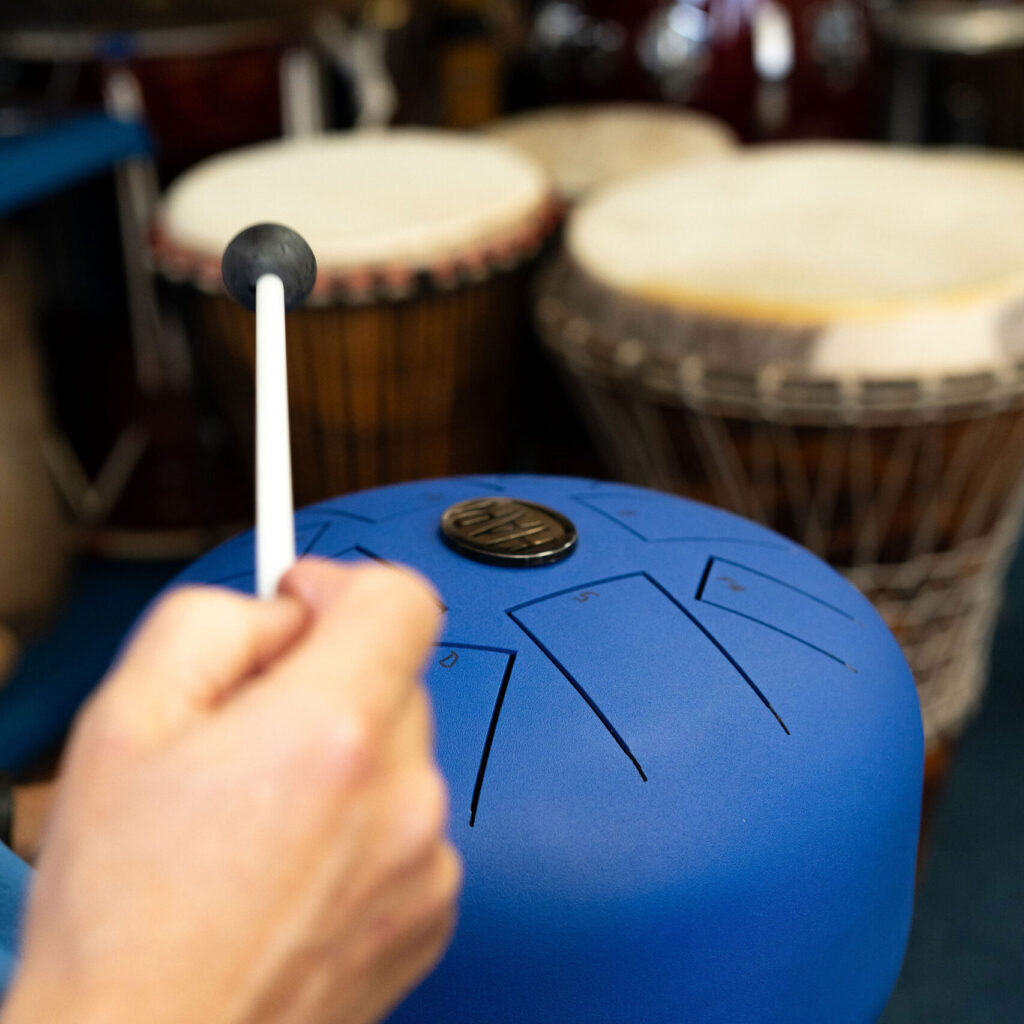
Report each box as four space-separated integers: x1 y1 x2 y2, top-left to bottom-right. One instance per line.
440 498 578 567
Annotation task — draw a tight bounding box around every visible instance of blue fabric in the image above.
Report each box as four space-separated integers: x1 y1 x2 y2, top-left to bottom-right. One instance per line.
0 113 151 216
0 558 183 774
0 843 29 997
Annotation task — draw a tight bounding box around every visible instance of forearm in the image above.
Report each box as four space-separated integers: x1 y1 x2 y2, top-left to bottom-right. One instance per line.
2 975 145 1024
1 976 86 1024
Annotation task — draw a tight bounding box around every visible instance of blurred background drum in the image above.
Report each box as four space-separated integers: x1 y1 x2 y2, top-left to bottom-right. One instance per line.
0 20 294 178
483 101 736 204
509 0 875 141
0 1 355 32
876 0 1024 148
0 17 308 556
536 144 1024 790
154 129 556 504
482 101 737 474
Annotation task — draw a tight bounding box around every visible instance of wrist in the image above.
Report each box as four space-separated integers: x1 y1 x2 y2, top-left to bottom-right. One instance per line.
1 967 117 1024
1 975 77 1024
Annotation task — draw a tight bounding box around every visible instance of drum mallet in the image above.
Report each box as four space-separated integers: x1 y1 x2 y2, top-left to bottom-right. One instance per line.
222 224 317 598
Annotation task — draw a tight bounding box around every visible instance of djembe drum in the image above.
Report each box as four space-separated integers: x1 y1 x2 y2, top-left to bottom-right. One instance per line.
153 130 556 504
174 473 923 1024
536 144 1024 776
482 103 736 473
484 103 736 205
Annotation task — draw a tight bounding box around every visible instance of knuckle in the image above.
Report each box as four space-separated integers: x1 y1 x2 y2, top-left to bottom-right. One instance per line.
346 562 398 598
445 842 463 891
305 711 378 790
410 685 436 747
435 843 463 907
69 691 143 763
148 586 211 628
416 847 463 934
425 766 451 830
351 564 440 628
391 566 442 619
399 767 450 856
144 585 245 642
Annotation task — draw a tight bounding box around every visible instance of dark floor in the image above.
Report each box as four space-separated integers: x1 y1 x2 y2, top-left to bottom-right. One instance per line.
1 543 1022 1022
879 541 1024 1024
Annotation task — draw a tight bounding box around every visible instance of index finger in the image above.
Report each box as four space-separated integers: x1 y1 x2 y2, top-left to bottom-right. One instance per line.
256 557 442 730
92 586 308 746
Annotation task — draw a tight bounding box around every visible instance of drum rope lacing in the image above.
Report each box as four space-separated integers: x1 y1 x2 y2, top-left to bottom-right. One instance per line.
535 258 1024 745
537 259 1024 427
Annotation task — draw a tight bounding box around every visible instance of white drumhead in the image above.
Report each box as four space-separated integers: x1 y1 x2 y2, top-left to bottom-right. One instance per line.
160 129 550 269
484 104 735 202
569 144 1024 377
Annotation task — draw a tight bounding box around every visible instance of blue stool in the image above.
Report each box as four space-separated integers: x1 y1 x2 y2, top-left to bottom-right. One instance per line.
0 113 150 217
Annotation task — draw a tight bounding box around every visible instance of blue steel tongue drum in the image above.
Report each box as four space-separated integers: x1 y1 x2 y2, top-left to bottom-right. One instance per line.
176 475 922 1024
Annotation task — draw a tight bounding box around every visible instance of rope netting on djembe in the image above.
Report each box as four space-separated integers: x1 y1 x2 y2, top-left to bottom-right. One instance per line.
540 289 1024 748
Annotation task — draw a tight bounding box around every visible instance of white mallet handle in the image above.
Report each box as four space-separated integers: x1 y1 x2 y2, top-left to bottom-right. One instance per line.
255 272 296 598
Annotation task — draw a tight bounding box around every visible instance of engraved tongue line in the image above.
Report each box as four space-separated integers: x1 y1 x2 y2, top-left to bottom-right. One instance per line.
509 570 790 736
506 590 649 783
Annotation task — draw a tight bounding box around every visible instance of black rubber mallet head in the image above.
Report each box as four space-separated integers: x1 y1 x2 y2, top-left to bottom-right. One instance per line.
221 222 317 312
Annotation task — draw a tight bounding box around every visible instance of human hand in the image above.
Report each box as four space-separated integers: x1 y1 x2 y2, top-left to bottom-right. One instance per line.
1 558 460 1024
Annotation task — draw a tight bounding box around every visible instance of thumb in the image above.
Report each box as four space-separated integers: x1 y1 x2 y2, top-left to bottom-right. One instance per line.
96 585 309 745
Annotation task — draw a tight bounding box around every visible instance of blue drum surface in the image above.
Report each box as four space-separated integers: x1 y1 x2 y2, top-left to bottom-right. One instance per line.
175 475 923 1024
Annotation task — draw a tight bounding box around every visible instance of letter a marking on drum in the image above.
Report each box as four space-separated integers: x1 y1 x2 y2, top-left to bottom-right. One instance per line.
571 494 789 548
705 557 860 623
695 557 859 671
508 570 791 768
